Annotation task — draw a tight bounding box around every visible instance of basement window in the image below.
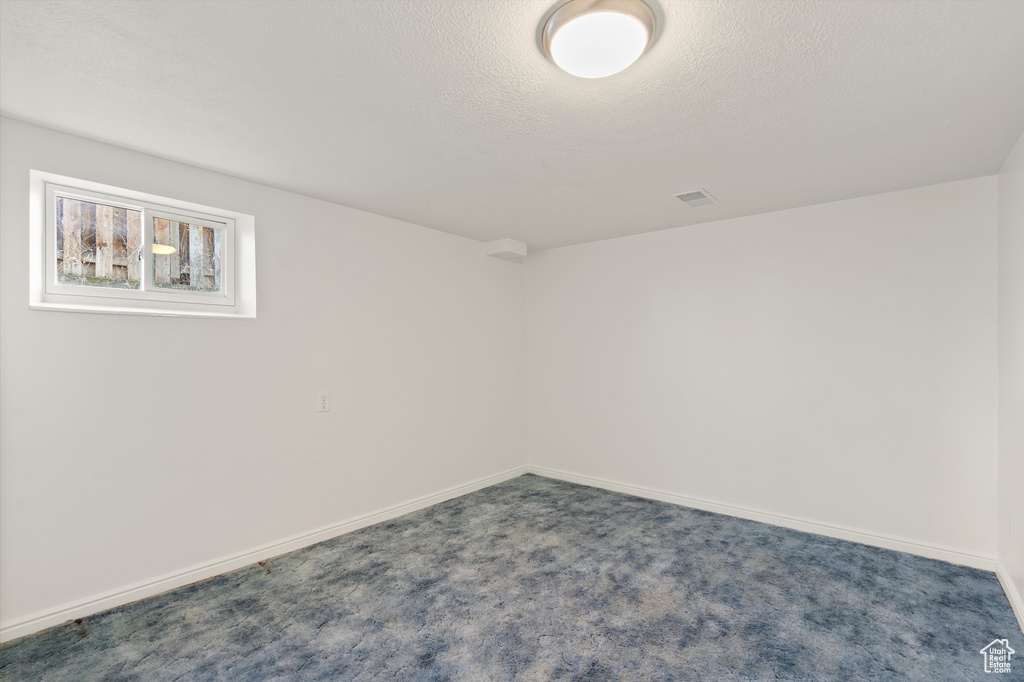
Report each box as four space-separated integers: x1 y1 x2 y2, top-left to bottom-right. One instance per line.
30 171 256 318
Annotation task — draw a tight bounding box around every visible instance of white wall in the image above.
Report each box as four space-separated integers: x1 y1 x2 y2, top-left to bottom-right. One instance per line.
0 118 526 632
527 177 999 562
998 130 1024 620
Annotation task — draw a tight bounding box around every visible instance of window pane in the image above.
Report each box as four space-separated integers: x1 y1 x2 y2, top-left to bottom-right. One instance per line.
152 219 223 293
56 196 141 289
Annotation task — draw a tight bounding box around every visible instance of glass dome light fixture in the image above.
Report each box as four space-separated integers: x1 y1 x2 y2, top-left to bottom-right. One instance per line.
542 0 655 79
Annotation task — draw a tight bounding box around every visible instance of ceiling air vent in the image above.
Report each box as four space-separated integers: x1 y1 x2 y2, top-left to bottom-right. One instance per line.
674 189 717 207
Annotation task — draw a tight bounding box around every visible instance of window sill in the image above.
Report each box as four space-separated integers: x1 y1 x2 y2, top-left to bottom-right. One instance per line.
29 301 256 320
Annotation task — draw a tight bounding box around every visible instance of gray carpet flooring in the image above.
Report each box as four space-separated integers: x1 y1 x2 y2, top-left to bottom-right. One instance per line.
0 474 1020 681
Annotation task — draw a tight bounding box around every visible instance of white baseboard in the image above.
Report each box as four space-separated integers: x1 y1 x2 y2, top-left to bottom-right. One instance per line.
996 562 1024 635
0 465 529 643
4 464 1010 644
526 465 996 571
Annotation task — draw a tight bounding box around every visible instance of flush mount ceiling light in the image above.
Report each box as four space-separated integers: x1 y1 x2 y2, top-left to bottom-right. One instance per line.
542 0 655 79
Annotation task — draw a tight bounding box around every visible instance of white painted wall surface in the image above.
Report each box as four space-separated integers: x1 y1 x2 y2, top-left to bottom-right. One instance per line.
998 130 1024 618
527 178 999 560
0 118 526 630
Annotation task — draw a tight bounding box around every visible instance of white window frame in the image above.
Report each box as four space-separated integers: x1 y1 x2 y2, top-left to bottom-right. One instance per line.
30 170 256 319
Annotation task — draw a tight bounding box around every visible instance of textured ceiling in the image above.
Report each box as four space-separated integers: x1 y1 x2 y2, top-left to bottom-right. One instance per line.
2 0 1022 250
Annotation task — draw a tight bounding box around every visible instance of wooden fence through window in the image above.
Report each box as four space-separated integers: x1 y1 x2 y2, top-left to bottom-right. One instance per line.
57 197 221 290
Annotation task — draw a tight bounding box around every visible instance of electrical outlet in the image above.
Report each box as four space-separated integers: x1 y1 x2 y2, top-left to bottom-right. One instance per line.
318 391 330 413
